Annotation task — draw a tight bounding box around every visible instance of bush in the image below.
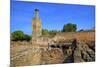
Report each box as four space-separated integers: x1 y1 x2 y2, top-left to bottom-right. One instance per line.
62 23 77 32
42 29 49 36
24 34 31 41
11 30 31 41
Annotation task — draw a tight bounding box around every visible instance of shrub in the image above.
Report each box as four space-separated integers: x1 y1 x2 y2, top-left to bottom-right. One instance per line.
11 30 31 41
62 23 77 32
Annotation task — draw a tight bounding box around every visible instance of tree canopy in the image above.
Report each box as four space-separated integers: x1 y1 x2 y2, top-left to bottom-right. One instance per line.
62 23 77 32
11 30 31 41
42 29 49 36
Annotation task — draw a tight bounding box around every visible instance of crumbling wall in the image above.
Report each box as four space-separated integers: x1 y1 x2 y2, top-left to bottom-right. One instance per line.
54 32 95 42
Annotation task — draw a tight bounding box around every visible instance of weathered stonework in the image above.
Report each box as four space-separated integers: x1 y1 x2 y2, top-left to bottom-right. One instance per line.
32 9 42 42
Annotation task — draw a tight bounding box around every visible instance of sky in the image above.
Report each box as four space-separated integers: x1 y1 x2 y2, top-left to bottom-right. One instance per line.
11 0 95 35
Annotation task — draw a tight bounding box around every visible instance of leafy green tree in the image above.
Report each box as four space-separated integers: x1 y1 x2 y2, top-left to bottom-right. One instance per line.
62 23 77 32
24 34 31 41
11 30 31 41
11 30 25 41
79 29 84 32
42 29 49 35
49 30 57 37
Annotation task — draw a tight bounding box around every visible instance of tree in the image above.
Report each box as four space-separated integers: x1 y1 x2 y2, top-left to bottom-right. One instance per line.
62 23 77 32
49 30 57 37
42 29 49 36
79 29 84 32
11 30 25 41
24 34 31 41
11 30 31 41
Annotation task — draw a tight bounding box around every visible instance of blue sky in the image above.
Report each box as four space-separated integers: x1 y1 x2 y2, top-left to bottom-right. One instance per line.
11 0 95 35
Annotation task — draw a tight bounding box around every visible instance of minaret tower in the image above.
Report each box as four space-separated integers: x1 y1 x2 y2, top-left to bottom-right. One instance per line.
32 9 42 42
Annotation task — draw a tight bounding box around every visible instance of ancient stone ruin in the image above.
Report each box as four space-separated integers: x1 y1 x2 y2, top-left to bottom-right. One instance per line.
32 9 42 43
10 9 95 66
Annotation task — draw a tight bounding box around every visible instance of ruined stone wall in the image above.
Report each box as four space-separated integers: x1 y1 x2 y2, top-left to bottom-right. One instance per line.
54 32 95 41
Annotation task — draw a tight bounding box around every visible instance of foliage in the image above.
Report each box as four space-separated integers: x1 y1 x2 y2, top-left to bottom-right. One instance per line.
78 29 95 32
62 23 77 32
24 34 31 41
49 30 57 37
79 29 84 32
42 29 49 36
11 30 31 41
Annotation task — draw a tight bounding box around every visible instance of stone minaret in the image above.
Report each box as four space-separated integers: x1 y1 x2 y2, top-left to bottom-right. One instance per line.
32 9 42 42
